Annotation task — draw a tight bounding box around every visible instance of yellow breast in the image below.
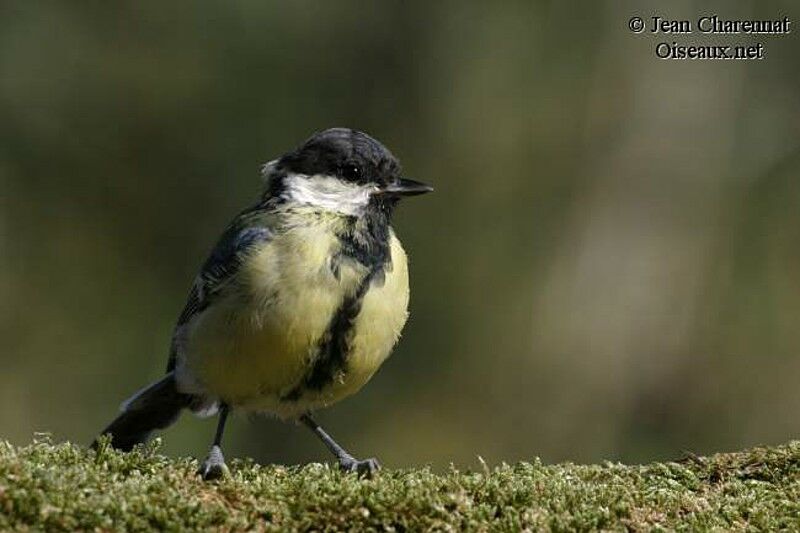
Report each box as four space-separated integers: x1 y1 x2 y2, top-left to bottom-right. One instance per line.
321 235 409 403
179 216 409 419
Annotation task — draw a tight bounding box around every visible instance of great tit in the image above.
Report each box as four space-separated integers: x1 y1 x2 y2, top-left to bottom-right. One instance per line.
93 128 432 478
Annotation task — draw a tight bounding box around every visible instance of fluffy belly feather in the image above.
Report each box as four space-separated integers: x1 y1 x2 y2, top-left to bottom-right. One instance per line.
178 228 410 419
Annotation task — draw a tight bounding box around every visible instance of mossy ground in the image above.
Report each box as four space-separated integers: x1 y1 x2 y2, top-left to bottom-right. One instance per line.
1 437 799 531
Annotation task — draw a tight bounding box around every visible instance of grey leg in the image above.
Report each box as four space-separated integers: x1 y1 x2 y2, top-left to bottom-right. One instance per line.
300 413 380 477
198 403 230 480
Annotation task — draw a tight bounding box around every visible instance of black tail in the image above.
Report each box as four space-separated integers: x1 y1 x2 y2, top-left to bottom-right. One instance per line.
92 373 192 452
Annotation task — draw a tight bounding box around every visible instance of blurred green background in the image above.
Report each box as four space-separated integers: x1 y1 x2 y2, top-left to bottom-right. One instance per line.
2 1 799 469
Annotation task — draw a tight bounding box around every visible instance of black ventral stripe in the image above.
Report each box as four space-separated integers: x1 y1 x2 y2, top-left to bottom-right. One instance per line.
281 266 384 402
280 202 393 403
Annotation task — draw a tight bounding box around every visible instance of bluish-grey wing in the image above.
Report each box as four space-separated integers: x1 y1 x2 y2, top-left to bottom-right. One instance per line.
167 222 272 372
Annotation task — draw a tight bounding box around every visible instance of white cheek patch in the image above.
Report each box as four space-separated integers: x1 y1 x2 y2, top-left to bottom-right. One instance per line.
283 173 374 215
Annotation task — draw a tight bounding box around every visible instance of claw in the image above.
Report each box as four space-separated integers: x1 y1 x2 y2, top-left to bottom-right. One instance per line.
197 445 229 481
340 456 380 478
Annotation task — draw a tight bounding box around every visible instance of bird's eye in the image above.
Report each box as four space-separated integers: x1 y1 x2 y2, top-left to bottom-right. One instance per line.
340 164 361 181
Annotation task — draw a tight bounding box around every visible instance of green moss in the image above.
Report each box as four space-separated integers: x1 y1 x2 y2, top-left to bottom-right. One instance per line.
1 436 799 531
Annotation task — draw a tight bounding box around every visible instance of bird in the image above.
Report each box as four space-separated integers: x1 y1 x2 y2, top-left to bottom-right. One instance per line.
93 128 432 478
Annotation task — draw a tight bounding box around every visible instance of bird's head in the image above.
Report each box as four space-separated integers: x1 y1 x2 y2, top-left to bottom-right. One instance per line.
262 128 432 216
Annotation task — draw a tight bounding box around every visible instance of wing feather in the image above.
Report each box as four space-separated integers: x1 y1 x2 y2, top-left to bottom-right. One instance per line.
167 208 274 372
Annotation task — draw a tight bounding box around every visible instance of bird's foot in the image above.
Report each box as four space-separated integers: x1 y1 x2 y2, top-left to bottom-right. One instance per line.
197 445 229 481
339 455 380 477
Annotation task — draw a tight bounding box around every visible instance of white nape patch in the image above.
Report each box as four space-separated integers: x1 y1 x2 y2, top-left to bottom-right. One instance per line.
260 159 279 187
283 173 375 215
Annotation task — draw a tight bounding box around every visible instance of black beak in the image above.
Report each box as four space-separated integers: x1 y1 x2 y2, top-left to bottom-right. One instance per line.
380 177 434 197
